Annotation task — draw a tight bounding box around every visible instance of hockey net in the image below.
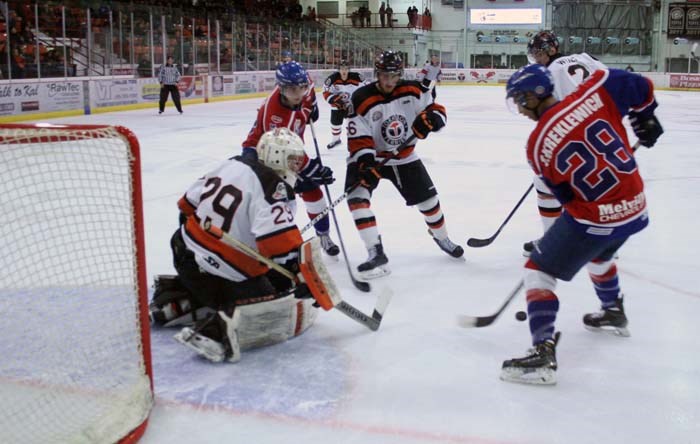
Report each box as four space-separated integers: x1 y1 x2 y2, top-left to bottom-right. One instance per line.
0 124 153 444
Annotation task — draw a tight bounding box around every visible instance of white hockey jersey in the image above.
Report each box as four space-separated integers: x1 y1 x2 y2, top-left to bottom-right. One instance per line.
547 53 607 100
177 156 301 282
347 80 444 166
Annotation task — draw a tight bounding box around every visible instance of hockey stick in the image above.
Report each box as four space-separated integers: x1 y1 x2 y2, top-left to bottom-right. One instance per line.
299 134 418 234
456 279 524 328
467 184 534 248
308 121 370 293
202 220 390 331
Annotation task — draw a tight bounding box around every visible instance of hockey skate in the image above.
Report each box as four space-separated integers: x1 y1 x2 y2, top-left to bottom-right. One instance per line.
583 297 630 337
501 332 561 385
318 231 340 257
326 139 342 149
174 311 241 363
430 231 464 258
357 238 390 279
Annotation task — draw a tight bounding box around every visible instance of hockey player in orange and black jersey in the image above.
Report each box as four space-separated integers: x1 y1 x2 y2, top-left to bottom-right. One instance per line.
322 60 366 149
500 64 663 385
151 128 326 364
522 30 608 256
345 50 464 279
241 61 340 257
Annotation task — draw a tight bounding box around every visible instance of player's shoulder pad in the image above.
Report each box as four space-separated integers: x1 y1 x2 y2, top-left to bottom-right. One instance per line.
351 82 381 113
235 156 295 205
349 72 364 82
394 79 424 96
324 72 340 86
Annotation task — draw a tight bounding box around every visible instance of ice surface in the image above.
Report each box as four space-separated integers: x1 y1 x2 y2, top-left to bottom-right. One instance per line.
31 84 700 444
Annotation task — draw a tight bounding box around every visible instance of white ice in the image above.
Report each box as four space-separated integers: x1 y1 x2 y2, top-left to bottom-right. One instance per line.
32 85 700 443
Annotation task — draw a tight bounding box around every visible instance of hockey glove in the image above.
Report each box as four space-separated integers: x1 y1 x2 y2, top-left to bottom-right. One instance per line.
629 112 663 148
308 103 320 123
329 94 346 109
299 157 335 185
357 153 381 189
412 109 446 139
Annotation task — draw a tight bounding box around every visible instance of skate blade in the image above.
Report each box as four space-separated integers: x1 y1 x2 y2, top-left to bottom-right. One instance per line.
357 266 391 280
522 250 531 258
173 329 226 362
500 367 556 385
584 325 630 337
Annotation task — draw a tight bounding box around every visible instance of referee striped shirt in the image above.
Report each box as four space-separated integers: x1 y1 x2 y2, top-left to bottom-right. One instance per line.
158 64 181 85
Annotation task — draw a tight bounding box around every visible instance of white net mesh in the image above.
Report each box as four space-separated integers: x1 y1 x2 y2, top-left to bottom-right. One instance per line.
0 125 153 444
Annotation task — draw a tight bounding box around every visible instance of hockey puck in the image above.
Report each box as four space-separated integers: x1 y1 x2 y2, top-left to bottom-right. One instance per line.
515 311 527 322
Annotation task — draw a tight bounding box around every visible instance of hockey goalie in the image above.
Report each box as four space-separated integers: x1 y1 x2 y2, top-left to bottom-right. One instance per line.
149 127 340 363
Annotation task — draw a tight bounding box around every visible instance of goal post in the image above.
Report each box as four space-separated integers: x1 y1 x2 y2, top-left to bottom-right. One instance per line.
0 124 153 444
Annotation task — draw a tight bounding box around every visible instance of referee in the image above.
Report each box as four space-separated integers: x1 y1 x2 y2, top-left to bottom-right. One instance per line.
158 56 183 114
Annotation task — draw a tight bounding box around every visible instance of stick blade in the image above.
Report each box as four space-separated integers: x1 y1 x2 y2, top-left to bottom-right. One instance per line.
467 237 494 248
372 287 393 322
456 314 496 328
353 277 371 292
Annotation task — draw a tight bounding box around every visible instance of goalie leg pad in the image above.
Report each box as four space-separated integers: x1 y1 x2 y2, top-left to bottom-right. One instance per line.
298 238 342 311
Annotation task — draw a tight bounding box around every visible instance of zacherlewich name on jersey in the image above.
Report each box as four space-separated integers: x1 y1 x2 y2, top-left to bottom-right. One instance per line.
598 192 645 222
539 92 605 167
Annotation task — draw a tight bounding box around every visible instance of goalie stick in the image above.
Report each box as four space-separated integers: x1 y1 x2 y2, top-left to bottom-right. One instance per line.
202 220 391 331
467 142 642 248
308 121 370 293
456 279 524 328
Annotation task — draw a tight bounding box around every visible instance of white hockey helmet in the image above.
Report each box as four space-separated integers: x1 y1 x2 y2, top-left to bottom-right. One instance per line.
256 127 305 186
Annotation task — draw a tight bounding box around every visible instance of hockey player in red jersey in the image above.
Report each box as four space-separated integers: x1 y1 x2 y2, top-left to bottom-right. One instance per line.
322 60 366 149
523 30 608 256
241 61 340 257
149 128 337 363
500 64 663 385
345 50 463 279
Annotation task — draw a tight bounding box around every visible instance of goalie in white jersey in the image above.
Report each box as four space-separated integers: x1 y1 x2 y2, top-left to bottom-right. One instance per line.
149 128 337 363
523 30 607 256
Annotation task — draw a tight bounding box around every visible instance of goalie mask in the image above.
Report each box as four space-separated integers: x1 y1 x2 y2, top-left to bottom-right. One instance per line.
256 127 306 186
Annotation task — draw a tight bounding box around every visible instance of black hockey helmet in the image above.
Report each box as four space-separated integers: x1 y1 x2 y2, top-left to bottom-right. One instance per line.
338 59 349 69
527 31 560 56
375 50 403 77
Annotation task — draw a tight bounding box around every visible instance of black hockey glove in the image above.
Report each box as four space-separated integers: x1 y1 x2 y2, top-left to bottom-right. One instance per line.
241 146 258 162
308 103 320 122
299 157 335 185
412 109 445 139
357 153 381 189
629 112 663 148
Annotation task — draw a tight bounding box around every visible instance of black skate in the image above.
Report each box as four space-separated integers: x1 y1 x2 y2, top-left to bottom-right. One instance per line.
501 332 561 385
583 298 630 337
318 232 340 257
174 310 241 363
357 238 390 279
326 139 342 149
430 231 464 258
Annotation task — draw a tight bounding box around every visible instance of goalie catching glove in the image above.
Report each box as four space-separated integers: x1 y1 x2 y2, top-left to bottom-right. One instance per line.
412 105 446 139
629 111 663 148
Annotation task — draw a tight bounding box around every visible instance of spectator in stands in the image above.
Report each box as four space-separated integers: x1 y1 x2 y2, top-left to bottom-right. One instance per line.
379 2 386 27
626 64 635 72
411 6 419 27
11 47 25 79
407 6 413 28
386 4 393 27
310 7 316 20
424 7 430 17
158 56 183 115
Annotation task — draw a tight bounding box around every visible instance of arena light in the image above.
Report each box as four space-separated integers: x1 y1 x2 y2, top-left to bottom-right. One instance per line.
568 36 582 44
605 37 620 45
477 35 492 43
513 36 522 43
586 36 601 45
624 37 640 45
674 37 689 45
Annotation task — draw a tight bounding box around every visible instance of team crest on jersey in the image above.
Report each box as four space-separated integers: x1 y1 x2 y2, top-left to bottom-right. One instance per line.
381 115 409 146
272 182 288 201
271 115 283 124
372 110 383 122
